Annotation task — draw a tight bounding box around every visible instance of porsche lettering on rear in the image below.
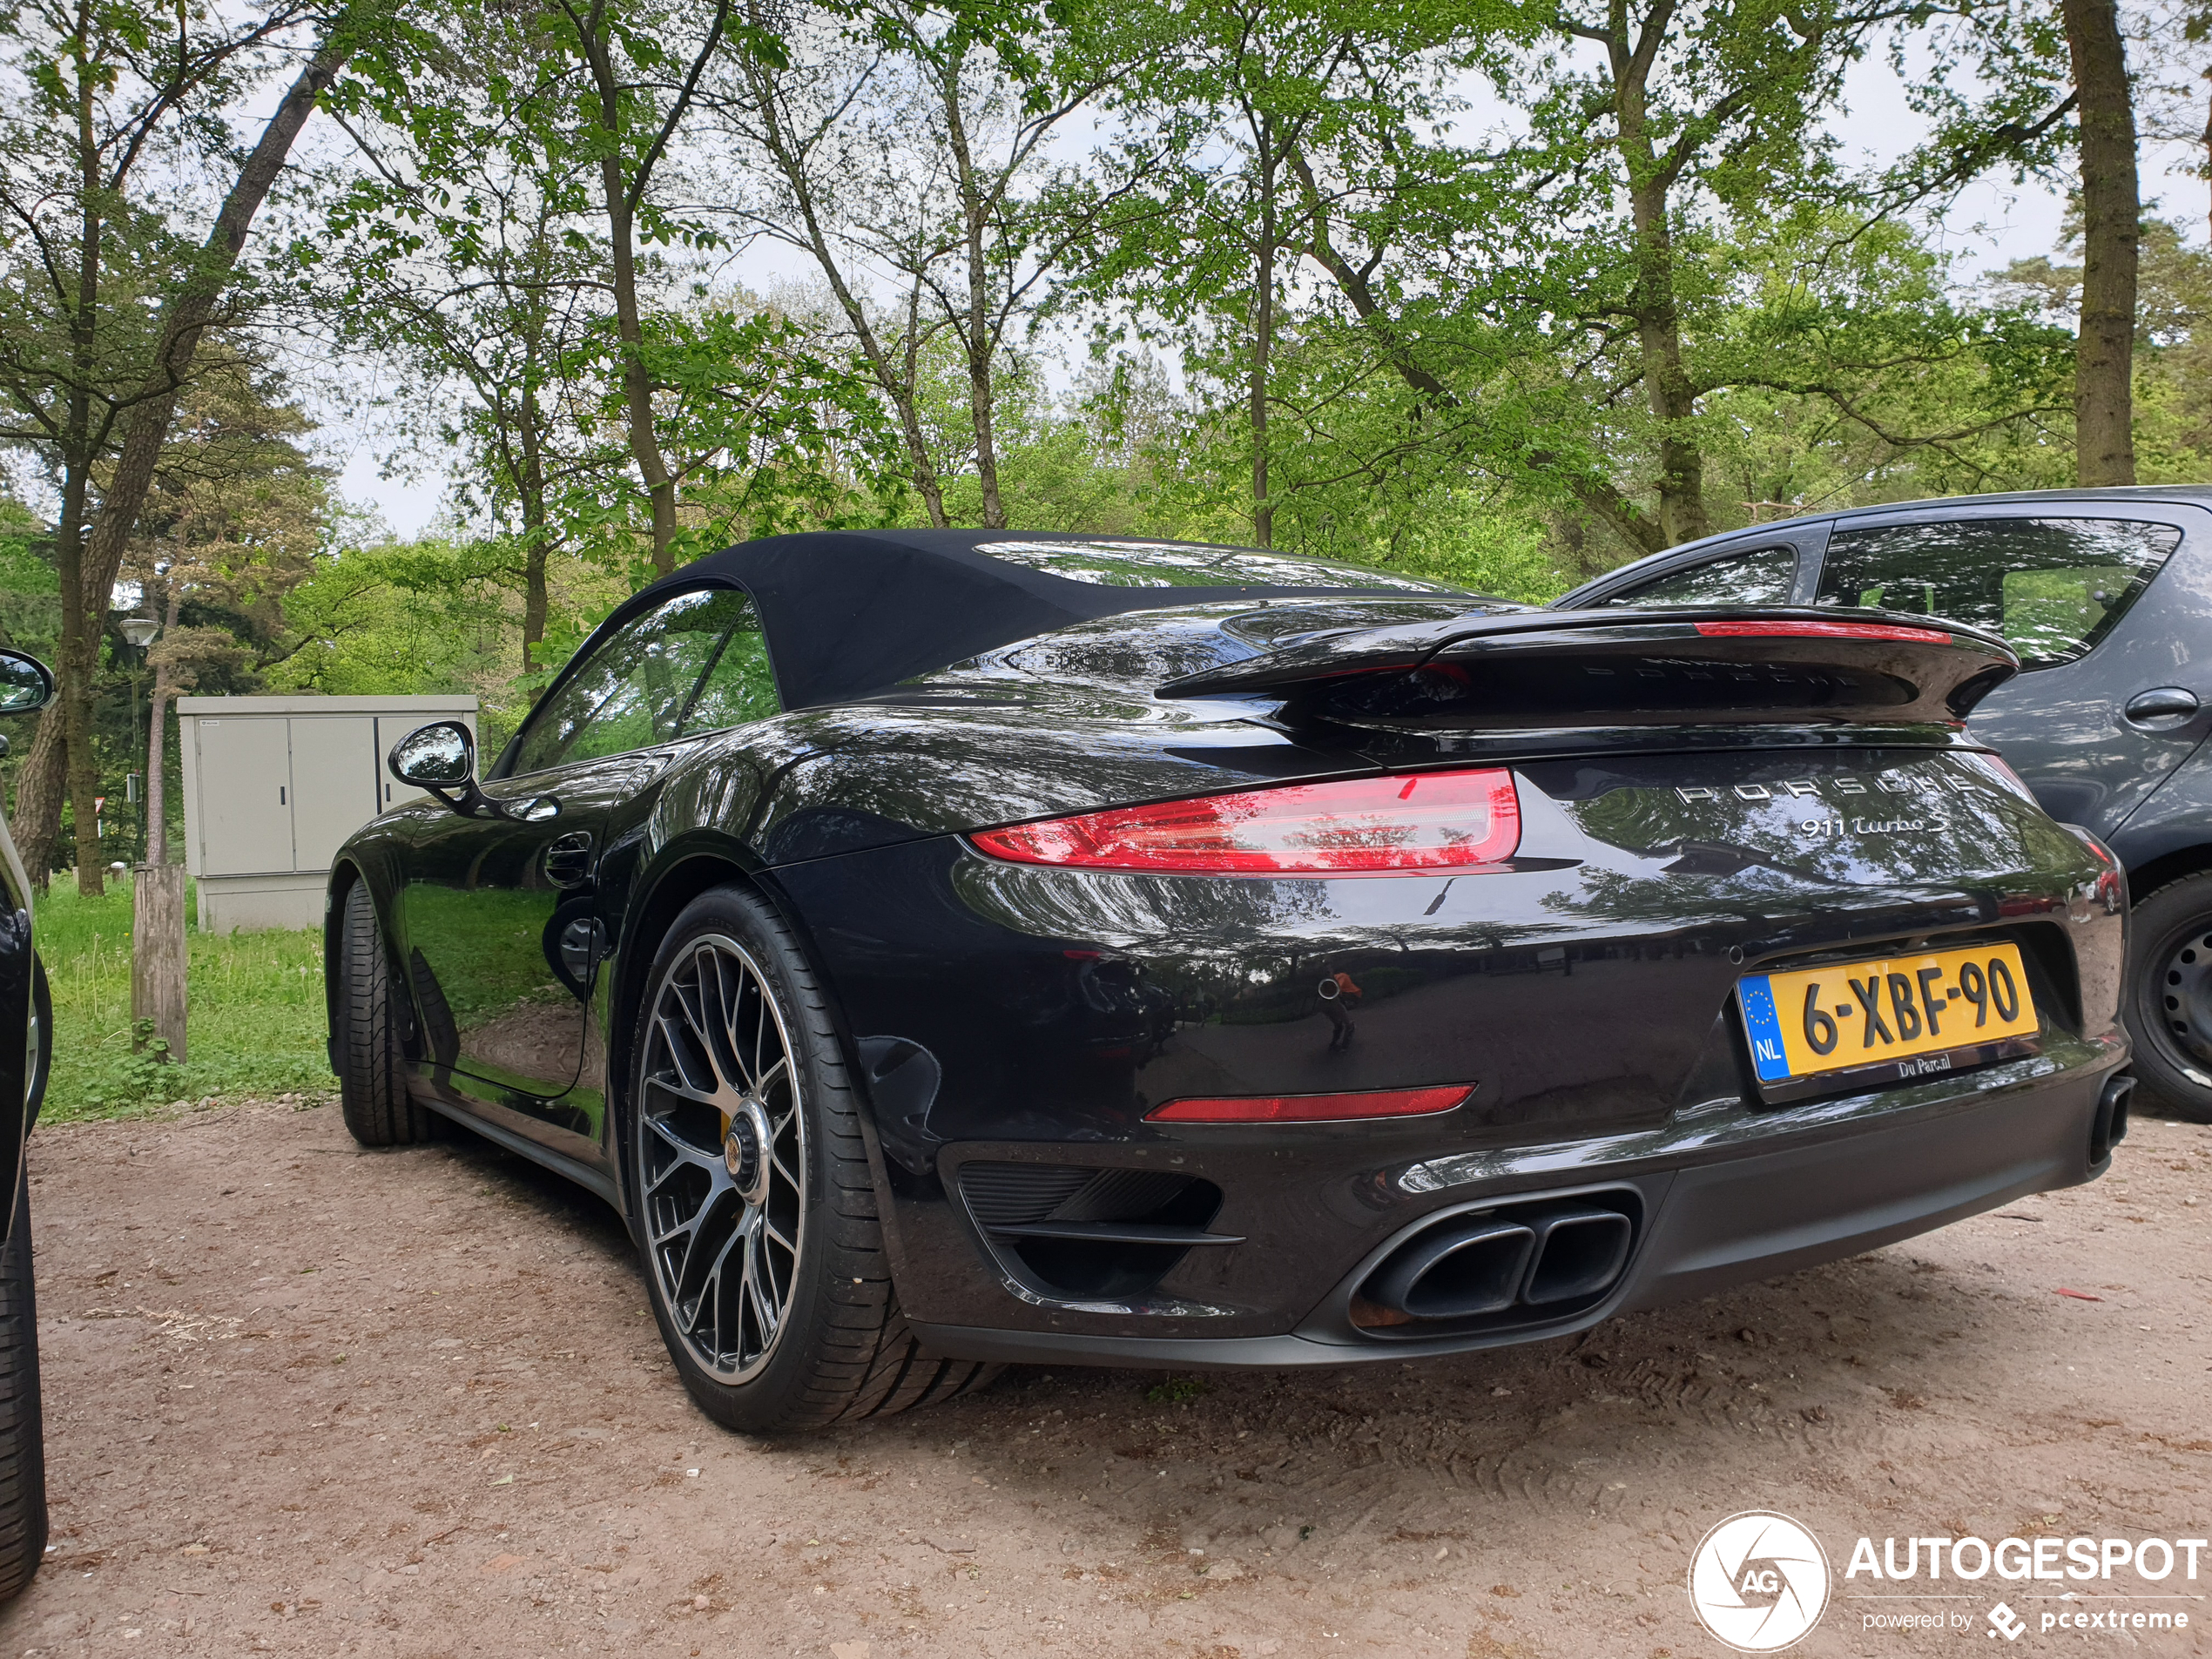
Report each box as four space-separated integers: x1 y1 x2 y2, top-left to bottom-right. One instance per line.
1676 768 1979 806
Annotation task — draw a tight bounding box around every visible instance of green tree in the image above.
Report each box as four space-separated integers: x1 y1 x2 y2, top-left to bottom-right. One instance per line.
1072 0 1524 547
2000 215 2212 483
2060 0 2141 483
725 0 1113 529
120 353 331 864
267 534 563 750
560 294 904 583
537 0 750 574
314 7 609 668
1506 0 1948 546
0 0 369 891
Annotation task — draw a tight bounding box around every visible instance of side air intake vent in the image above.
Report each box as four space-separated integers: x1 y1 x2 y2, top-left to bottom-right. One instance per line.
1352 1190 1642 1337
955 1163 1234 1301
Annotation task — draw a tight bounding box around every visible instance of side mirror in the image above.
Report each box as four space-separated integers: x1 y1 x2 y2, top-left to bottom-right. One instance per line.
0 650 55 716
388 720 475 788
388 721 558 824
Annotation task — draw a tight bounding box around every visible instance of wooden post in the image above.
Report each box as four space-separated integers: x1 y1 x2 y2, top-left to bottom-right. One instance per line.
132 861 187 1065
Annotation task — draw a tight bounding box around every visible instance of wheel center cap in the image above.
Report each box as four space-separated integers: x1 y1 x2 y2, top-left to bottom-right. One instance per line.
724 1099 772 1205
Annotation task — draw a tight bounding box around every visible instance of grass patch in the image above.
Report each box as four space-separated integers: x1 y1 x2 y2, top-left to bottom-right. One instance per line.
37 876 334 1123
1146 1375 1210 1404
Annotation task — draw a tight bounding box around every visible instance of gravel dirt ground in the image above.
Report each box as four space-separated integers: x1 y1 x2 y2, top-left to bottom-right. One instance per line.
2 1098 2209 1659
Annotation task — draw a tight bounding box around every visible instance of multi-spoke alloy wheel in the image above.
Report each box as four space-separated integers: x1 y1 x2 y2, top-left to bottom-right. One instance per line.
637 934 807 1383
626 885 1001 1431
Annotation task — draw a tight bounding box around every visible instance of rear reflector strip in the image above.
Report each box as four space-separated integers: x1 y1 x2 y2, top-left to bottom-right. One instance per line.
1145 1085 1472 1123
1693 619 1952 644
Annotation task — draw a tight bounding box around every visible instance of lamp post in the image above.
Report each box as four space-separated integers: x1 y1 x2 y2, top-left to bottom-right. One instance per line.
118 616 159 861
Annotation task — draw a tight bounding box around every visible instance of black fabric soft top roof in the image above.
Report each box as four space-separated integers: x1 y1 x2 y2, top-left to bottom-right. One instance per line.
616 528 1461 711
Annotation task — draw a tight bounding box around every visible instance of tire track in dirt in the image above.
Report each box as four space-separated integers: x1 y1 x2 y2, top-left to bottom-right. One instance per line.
0 1101 2207 1657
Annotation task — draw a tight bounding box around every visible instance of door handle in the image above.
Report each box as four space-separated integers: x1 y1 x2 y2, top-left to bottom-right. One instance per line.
2123 686 2201 727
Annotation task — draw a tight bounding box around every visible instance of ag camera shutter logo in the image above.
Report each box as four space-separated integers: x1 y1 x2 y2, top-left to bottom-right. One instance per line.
1688 1511 1832 1651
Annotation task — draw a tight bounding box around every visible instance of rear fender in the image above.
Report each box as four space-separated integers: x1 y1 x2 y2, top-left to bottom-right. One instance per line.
2108 732 2212 895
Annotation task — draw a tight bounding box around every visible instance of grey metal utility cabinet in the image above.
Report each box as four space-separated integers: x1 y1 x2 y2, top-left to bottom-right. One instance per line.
178 694 479 932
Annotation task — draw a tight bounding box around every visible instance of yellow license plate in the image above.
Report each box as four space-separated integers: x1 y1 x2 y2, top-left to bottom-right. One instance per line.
1737 941 2039 1090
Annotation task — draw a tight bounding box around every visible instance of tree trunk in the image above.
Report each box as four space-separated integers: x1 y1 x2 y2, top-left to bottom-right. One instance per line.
7 715 66 894
519 388 550 669
570 4 727 579
59 33 352 899
1619 175 1710 544
58 30 107 894
1630 212 1712 547
597 152 678 575
1251 125 1278 549
143 585 181 866
1250 275 1272 547
745 58 951 527
62 625 102 894
2062 0 2140 486
1601 1 1711 548
56 455 102 895
20 49 109 894
17 451 93 890
938 53 1007 530
1288 140 1667 557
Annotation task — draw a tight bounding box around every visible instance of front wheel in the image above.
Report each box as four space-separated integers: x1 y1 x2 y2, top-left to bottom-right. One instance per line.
626 884 995 1433
2126 873 2212 1123
335 880 435 1147
0 1176 48 1601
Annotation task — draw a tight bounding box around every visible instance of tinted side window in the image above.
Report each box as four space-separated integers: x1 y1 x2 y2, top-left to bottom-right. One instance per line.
680 603 779 734
1606 544 1797 606
1816 518 2181 669
511 589 759 773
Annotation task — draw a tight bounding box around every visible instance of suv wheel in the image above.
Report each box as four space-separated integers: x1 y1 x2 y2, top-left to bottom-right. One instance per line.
2127 873 2212 1123
626 884 996 1433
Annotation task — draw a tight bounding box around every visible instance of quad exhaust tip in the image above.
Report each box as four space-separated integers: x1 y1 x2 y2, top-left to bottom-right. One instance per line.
1359 1197 1637 1325
1366 1220 1534 1320
2090 1072 2134 1167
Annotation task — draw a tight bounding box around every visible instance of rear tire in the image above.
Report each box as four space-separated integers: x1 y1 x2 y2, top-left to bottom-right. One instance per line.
336 880 435 1146
626 884 997 1433
0 1177 48 1602
2126 873 2212 1123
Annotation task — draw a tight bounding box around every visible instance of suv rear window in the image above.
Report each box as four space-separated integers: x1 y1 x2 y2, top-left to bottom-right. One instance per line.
1816 517 2182 668
1604 543 1798 607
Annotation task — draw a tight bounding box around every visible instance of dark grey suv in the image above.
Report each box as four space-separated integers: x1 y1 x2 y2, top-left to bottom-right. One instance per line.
1559 487 2212 1122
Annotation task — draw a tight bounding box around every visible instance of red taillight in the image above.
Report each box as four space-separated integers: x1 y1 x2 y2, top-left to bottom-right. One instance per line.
1693 619 1952 644
1145 1085 1472 1123
968 769 1521 875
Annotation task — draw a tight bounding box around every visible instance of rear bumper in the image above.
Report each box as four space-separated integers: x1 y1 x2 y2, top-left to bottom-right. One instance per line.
912 1033 2128 1368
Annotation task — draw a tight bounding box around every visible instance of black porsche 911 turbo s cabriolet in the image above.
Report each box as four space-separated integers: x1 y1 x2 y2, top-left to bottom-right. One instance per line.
325 529 2134 1434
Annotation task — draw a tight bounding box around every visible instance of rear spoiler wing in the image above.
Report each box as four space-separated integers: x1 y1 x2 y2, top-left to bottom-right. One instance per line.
1157 606 2020 730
